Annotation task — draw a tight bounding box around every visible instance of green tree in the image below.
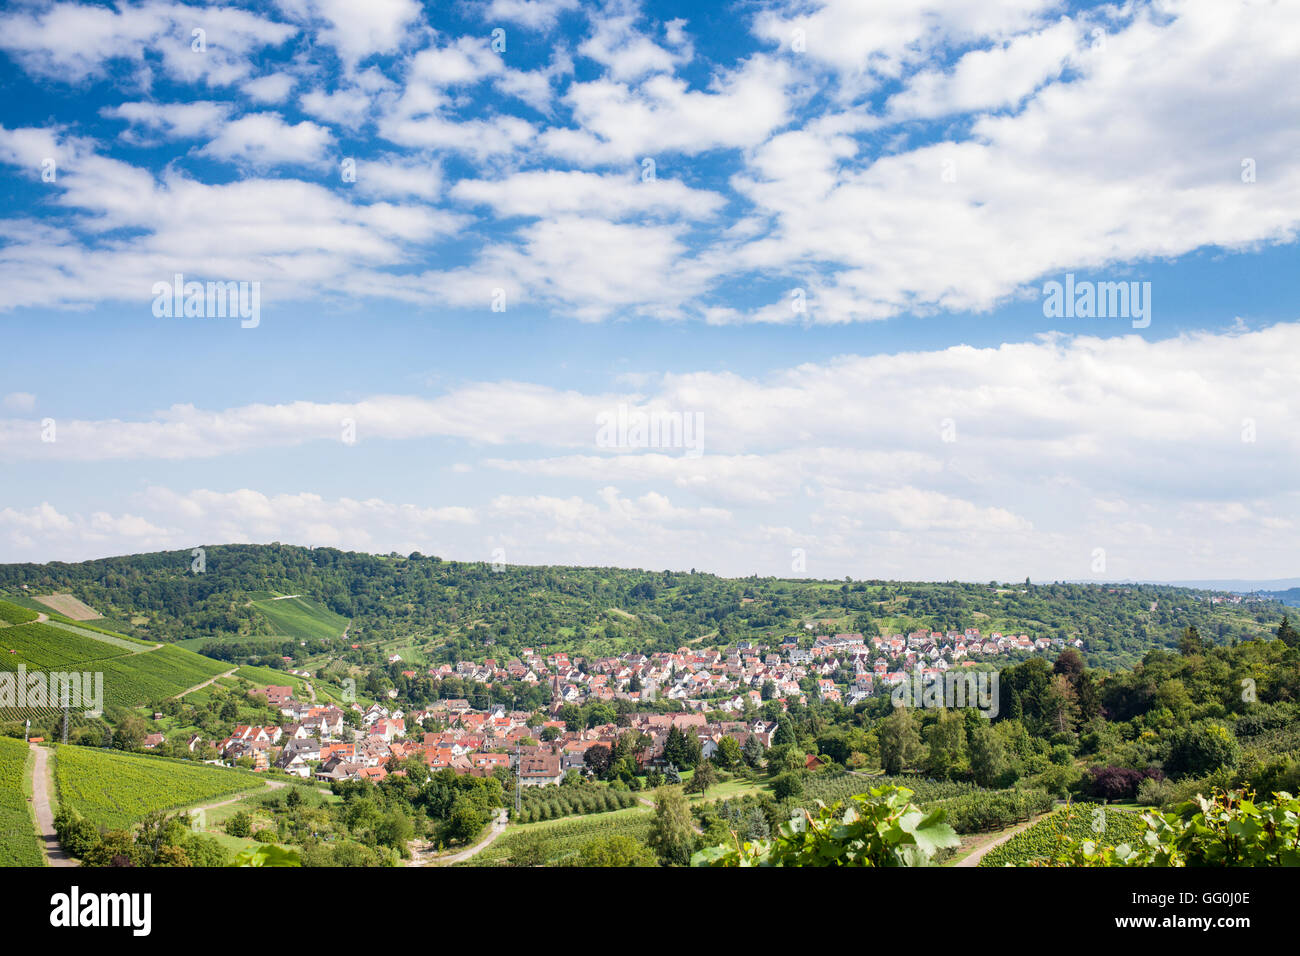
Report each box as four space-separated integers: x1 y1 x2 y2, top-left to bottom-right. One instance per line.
575 833 657 867
714 736 743 769
646 786 695 866
686 759 718 795
1165 721 1240 779
877 706 924 775
923 709 968 780
967 720 1009 787
772 771 803 800
1277 616 1300 648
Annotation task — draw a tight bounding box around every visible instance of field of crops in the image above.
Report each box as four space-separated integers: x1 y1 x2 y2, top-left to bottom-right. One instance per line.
32 593 101 620
42 619 152 651
513 781 639 823
0 737 43 866
0 599 39 625
472 807 654 866
800 771 980 809
978 804 1151 867
927 788 1056 833
0 622 131 669
53 745 266 830
249 593 348 642
96 646 231 708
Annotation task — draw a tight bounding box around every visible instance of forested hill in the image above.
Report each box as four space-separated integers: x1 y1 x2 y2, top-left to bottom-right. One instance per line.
0 544 1289 669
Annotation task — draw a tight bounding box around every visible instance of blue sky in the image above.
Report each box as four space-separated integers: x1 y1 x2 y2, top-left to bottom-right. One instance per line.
0 0 1297 581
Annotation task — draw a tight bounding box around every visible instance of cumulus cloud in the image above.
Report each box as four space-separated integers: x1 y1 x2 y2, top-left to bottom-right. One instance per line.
199 111 334 168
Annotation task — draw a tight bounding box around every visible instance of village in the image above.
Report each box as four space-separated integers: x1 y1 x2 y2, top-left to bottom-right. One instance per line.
174 627 1078 785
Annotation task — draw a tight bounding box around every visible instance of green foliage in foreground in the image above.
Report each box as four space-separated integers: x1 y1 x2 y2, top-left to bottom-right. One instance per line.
693 785 960 867
0 737 43 866
233 844 302 867
1060 789 1300 867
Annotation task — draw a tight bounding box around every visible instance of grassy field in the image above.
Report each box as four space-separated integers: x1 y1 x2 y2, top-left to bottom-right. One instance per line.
248 593 348 642
53 745 266 830
0 737 44 866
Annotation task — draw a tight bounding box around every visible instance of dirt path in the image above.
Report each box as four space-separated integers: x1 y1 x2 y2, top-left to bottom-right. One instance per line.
410 810 509 866
190 780 285 820
954 814 1047 867
28 743 75 867
173 668 238 700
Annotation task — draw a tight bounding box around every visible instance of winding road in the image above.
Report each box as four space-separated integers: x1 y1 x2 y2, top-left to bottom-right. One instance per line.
409 809 509 866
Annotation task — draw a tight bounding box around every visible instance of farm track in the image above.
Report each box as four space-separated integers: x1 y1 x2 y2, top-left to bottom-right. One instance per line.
190 780 285 819
28 744 75 867
410 809 509 866
173 668 238 700
953 812 1050 867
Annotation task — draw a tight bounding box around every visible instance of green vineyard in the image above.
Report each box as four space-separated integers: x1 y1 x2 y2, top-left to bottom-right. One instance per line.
53 745 266 830
472 808 654 866
0 600 40 626
0 621 132 669
0 622 229 710
978 804 1150 867
0 737 43 866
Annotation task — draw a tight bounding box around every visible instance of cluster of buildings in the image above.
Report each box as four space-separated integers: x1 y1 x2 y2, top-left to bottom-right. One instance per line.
197 682 781 787
429 629 1076 712
177 625 1073 782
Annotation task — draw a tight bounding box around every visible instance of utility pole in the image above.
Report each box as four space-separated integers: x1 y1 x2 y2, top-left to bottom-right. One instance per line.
62 703 69 745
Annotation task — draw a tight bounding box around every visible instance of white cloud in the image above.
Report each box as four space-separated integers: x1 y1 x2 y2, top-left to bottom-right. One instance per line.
450 169 725 219
0 126 463 310
0 1 297 86
101 100 233 140
199 112 335 168
540 54 791 164
275 0 422 67
299 87 374 128
483 0 579 31
885 18 1080 120
241 71 296 103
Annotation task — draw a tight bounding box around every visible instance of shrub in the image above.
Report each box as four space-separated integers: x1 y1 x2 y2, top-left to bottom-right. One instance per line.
1136 776 1174 807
